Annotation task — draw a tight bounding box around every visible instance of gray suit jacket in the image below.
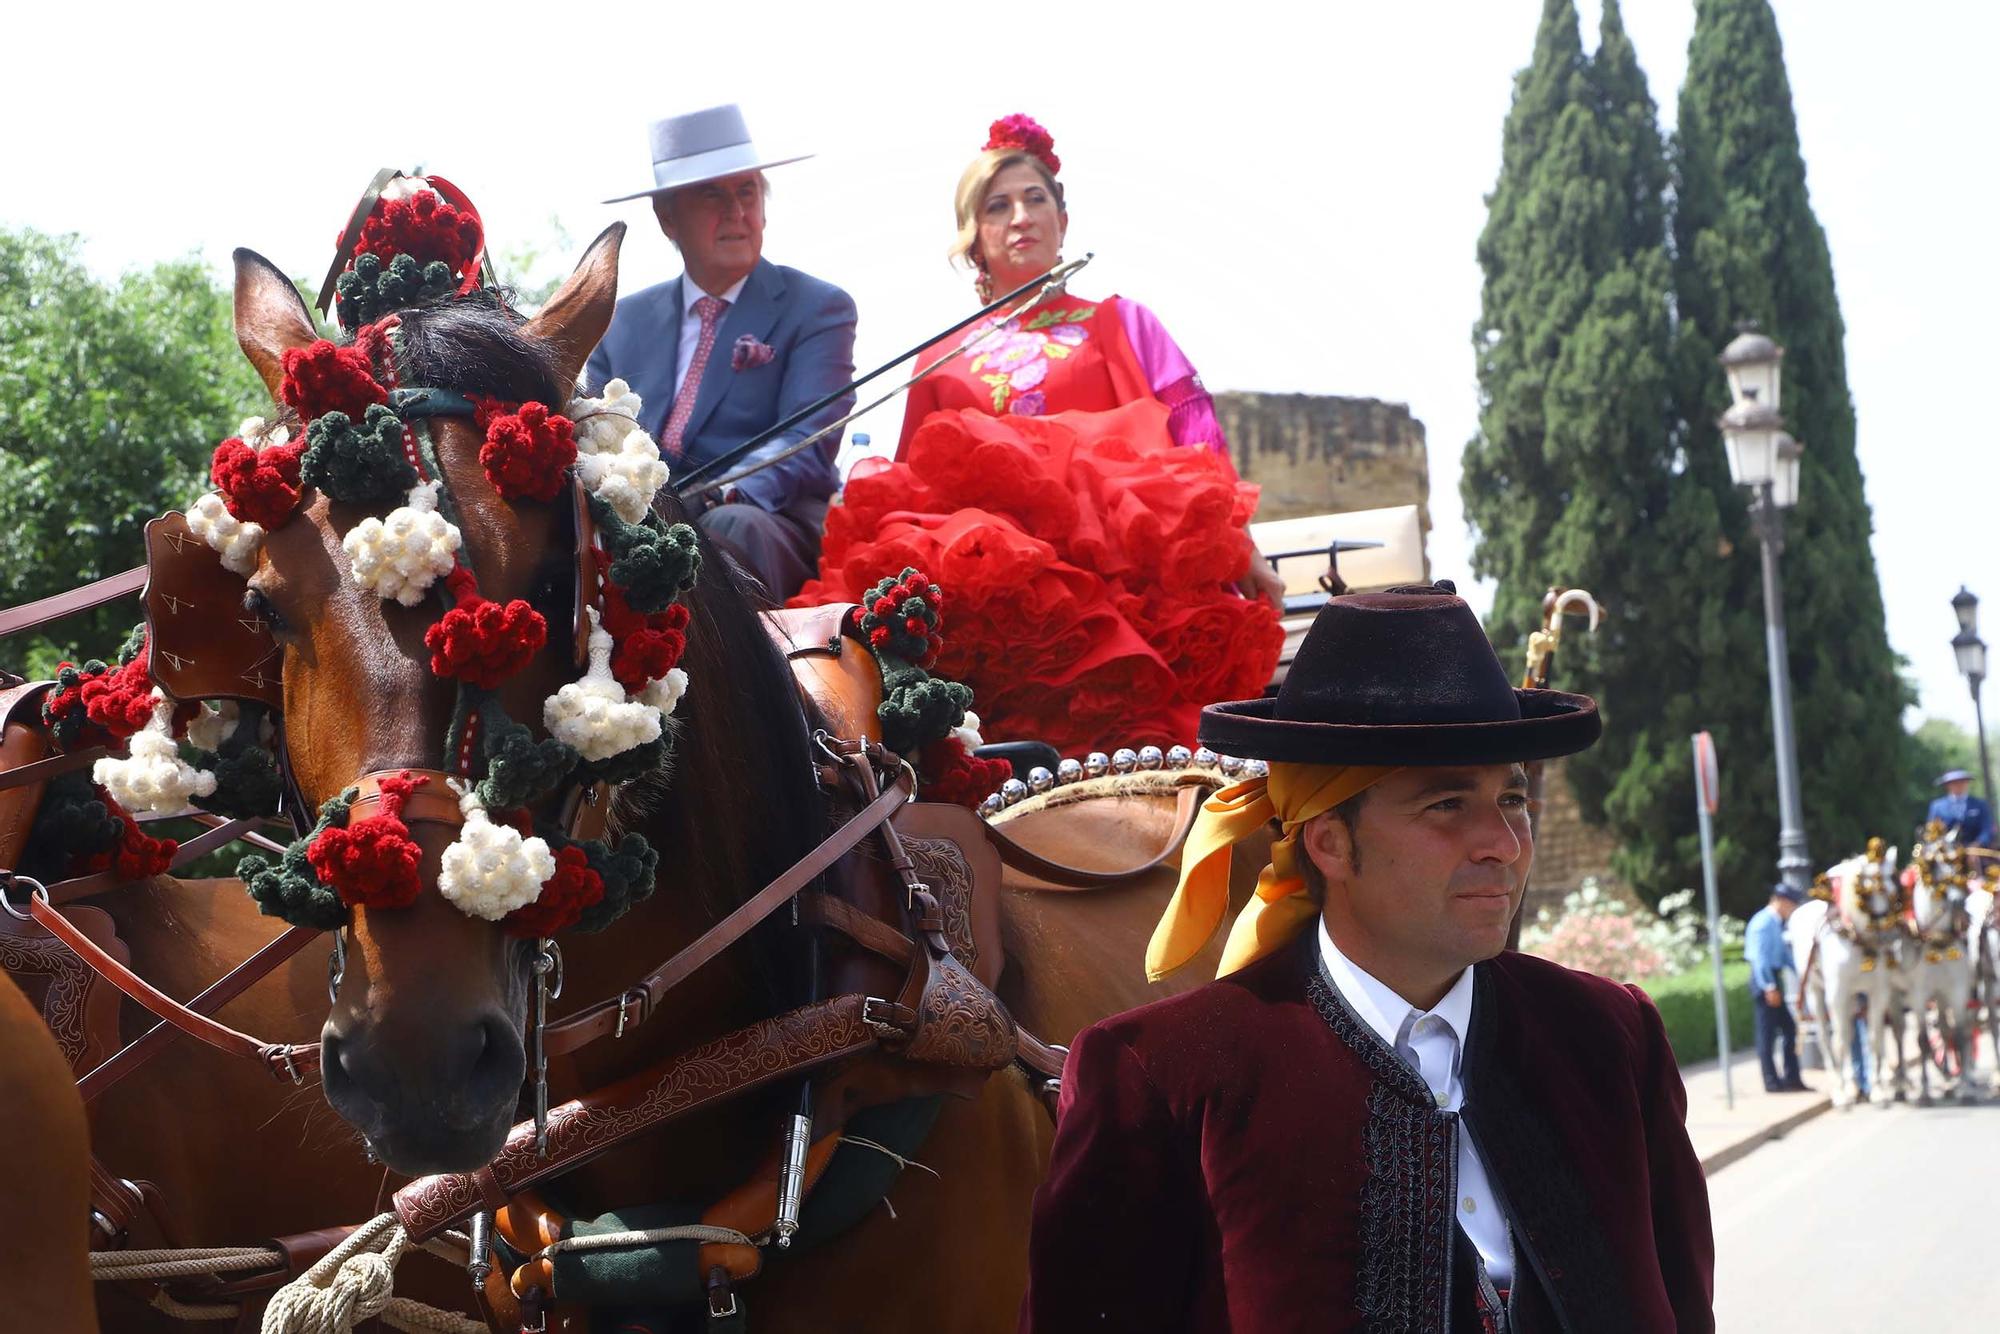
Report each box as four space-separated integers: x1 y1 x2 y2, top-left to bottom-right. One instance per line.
585 258 857 513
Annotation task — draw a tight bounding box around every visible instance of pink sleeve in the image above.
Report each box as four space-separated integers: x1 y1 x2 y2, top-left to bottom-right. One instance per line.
1118 300 1226 455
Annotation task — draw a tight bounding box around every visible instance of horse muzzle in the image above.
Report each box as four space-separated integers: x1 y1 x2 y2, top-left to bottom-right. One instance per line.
321 1007 526 1174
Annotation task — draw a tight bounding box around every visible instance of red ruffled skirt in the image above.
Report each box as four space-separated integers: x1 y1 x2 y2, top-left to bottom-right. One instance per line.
793 399 1284 756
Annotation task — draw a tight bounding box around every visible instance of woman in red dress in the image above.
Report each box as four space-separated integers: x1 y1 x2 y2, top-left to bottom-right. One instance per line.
796 115 1284 755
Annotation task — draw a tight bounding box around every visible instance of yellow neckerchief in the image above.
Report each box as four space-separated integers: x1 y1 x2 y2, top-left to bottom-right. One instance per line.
1145 763 1401 981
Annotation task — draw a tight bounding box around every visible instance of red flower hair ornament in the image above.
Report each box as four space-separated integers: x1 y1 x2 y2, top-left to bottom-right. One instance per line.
985 114 1061 175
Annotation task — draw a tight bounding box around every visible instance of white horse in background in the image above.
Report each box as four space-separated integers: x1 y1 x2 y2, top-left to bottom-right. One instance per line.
1971 881 2000 1065
1794 844 1907 1108
1905 828 1984 1102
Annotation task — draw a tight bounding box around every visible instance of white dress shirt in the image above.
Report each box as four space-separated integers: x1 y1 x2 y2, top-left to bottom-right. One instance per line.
674 273 750 399
1319 921 1512 1285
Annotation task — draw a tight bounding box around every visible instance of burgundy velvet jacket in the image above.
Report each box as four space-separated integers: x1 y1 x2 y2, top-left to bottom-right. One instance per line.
1019 939 1714 1332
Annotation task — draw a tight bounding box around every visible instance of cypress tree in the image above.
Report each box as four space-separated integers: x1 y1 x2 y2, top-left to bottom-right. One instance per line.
1674 0 1913 902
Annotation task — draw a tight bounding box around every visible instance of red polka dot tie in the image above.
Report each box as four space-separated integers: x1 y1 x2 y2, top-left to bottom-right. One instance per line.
662 294 727 460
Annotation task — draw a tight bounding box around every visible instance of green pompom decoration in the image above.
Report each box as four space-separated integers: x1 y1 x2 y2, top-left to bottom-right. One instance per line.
193 744 285 820
542 829 658 934
335 253 456 333
591 500 701 613
576 733 670 787
44 660 109 750
241 789 353 930
116 621 148 666
302 404 416 503
474 700 581 811
878 670 973 755
21 771 122 880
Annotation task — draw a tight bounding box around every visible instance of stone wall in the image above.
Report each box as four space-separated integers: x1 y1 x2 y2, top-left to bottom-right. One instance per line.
1214 392 1431 537
1526 757 1638 919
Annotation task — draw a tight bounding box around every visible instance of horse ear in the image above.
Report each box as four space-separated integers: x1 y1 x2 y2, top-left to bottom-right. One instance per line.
526 222 625 391
233 248 318 404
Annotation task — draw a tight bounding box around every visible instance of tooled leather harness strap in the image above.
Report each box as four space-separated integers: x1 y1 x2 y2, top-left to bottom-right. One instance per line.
979 782 1208 888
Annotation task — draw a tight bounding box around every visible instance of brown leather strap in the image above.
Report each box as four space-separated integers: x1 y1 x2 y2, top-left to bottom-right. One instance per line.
26 889 319 1083
77 924 321 1103
0 745 108 793
797 891 916 966
980 782 1207 887
0 566 147 638
1015 1028 1069 1081
88 1157 146 1247
348 768 466 828
396 993 890 1241
541 772 910 1057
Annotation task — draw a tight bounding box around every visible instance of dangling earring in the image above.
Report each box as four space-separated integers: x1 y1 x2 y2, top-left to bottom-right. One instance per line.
974 265 993 305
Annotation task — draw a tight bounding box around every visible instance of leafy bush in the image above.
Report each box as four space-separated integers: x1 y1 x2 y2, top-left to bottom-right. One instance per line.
1641 960 1754 1066
1520 879 1744 982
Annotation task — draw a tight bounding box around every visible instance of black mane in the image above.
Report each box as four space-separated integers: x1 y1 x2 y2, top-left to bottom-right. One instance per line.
391 291 566 406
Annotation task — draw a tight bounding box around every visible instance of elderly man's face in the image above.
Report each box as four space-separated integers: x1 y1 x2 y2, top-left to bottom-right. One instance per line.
1947 779 1974 800
1305 764 1534 987
653 172 765 291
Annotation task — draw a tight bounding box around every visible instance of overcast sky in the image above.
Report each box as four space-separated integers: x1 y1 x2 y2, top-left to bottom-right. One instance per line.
6 0 1995 736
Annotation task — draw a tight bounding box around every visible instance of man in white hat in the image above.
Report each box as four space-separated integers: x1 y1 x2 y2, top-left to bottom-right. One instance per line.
590 104 857 599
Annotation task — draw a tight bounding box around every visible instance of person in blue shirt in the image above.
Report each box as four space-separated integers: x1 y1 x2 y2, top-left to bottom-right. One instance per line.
1744 883 1811 1093
1926 770 1995 868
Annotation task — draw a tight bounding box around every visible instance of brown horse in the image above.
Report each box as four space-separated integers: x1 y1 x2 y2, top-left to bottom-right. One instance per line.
0 967 96 1333
52 229 1265 1331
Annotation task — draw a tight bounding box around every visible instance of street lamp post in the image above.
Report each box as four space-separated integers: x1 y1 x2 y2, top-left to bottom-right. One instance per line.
1952 587 1993 801
1719 327 1812 891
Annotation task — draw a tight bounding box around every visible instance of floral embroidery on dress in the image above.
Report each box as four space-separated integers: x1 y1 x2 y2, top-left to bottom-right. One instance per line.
963 305 1097 415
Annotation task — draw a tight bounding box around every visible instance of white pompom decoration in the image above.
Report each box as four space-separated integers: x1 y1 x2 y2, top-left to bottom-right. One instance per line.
188 492 265 577
636 667 689 717
575 426 669 525
185 700 241 753
544 609 662 761
565 379 645 454
951 710 985 752
93 694 217 816
237 417 291 449
342 482 462 606
438 783 557 922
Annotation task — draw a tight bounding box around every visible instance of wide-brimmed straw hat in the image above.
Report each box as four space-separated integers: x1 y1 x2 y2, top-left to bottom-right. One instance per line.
1198 582 1600 766
603 104 811 205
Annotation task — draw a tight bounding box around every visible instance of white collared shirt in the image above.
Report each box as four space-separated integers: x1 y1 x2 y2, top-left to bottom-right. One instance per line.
674 273 750 399
1319 921 1512 1286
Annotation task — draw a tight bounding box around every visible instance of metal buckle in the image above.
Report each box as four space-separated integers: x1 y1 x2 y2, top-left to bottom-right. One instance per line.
327 928 348 1005
265 1044 305 1086
861 997 909 1041
614 987 645 1039
89 1208 127 1248
0 872 42 922
708 1283 739 1320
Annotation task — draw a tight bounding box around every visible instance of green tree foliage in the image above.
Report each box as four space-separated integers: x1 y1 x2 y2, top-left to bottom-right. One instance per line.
0 229 267 676
1905 717 1985 820
1466 0 1907 918
1673 0 1914 889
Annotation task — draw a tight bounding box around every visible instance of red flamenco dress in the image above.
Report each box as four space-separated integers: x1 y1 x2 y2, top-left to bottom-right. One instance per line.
793 293 1283 755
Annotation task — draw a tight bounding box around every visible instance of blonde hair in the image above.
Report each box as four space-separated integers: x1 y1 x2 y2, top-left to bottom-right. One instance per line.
950 150 1065 273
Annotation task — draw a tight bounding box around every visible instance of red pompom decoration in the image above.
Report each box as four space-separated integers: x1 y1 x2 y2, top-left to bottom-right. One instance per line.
985 114 1061 175
79 794 178 881
79 650 157 741
475 400 576 502
917 735 1013 810
502 845 605 938
424 566 548 689
211 437 306 528
356 189 484 282
598 568 690 692
280 339 388 423
309 771 427 910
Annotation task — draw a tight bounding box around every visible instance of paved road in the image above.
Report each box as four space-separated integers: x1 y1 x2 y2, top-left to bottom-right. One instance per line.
1711 1096 2000 1329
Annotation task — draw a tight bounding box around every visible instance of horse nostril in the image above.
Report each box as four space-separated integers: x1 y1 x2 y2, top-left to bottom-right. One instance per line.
461 1013 525 1109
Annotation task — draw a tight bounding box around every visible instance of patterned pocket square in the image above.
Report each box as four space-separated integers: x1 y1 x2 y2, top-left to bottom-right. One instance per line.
731 335 776 371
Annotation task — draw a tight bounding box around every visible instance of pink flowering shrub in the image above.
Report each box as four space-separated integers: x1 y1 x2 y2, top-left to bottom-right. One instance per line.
1525 910 1666 981
1518 880 1735 983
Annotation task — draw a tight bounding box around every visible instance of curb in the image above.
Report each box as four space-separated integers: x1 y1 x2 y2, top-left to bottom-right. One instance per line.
1698 1095 1831 1175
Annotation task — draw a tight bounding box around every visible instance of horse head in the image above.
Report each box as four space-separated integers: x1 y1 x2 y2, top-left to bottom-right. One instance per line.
219 209 798 1174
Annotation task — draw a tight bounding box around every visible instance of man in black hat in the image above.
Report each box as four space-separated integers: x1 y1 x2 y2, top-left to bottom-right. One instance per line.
1020 584 1714 1333
1745 882 1810 1093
